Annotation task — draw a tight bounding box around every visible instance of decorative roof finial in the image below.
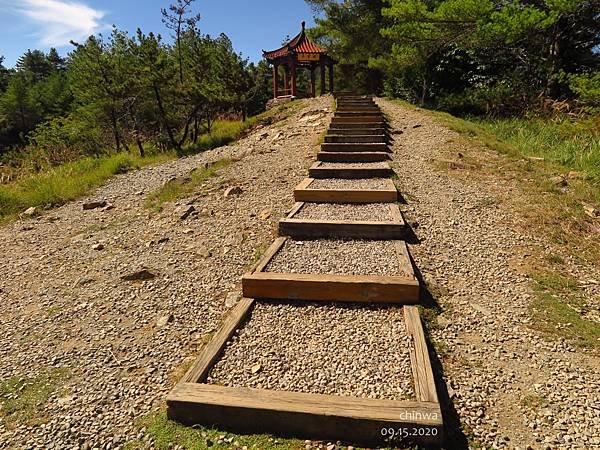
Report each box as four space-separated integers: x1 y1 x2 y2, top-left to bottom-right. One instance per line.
301 21 306 31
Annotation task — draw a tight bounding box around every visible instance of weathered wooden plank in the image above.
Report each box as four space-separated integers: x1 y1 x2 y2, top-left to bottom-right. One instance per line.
394 241 416 282
309 164 393 179
317 152 391 163
294 187 397 203
181 298 255 384
321 143 390 153
242 272 420 303
324 135 388 144
335 111 383 117
279 218 406 240
331 117 385 124
294 178 397 203
327 128 387 135
167 383 443 446
404 306 439 404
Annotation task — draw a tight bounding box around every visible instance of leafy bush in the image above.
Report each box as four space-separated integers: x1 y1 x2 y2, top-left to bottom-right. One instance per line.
569 73 600 109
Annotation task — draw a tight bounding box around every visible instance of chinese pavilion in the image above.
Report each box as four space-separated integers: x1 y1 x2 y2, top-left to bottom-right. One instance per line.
263 21 336 98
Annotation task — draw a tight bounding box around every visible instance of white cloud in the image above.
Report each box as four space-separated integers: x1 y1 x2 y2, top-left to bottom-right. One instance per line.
18 0 106 47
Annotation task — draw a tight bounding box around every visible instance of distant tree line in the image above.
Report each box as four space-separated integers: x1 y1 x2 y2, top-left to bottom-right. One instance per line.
306 0 599 116
0 0 272 160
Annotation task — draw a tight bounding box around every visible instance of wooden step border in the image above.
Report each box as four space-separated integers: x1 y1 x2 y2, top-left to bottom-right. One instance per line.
279 202 407 239
242 237 419 303
294 177 397 203
321 143 389 153
167 300 442 446
327 128 387 135
324 135 388 144
308 161 393 179
318 151 391 163
329 123 389 130
331 117 385 124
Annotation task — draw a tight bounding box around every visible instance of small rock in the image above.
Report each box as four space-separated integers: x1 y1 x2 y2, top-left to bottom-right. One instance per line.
197 246 212 258
550 175 567 187
83 200 107 210
23 206 37 217
157 237 170 244
182 229 194 235
224 186 243 197
92 243 104 251
259 208 272 220
156 314 174 328
74 277 94 286
175 205 195 220
567 171 584 179
583 204 599 218
225 291 241 308
251 363 262 374
121 269 156 281
412 124 422 128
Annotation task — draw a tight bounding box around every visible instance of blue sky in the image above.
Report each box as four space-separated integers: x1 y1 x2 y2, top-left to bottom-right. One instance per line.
0 0 318 67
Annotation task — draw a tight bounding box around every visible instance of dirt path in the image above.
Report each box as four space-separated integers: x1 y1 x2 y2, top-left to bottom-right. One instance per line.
379 98 600 449
0 97 332 449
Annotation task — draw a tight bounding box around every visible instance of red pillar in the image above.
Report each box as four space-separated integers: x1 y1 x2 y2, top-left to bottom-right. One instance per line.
310 67 316 98
272 64 278 98
320 60 326 95
283 67 289 95
328 64 334 94
291 59 297 97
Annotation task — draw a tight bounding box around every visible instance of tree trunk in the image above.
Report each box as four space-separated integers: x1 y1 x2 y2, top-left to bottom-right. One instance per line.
152 84 180 152
110 107 121 153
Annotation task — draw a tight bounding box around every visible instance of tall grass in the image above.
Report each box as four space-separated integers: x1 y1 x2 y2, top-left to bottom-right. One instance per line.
475 117 600 183
0 152 172 220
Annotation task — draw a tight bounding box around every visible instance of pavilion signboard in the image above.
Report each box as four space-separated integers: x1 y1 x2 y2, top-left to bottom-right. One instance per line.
297 53 320 62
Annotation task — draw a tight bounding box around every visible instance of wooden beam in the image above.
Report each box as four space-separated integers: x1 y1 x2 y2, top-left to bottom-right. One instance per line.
317 152 391 163
308 162 393 179
404 306 439 404
294 178 397 203
321 143 390 153
180 298 255 384
167 383 443 446
279 218 406 240
242 272 419 304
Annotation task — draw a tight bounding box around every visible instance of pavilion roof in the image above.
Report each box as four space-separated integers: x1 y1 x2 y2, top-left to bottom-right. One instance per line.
263 21 328 60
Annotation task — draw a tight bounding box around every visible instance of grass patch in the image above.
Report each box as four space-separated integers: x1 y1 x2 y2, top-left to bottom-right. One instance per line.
0 368 70 429
128 411 304 450
476 117 600 184
0 152 172 222
144 159 233 212
520 394 548 410
531 273 600 349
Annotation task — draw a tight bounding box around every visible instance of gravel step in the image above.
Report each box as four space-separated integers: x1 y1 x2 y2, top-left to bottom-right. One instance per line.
309 178 391 190
207 301 414 400
265 238 406 277
295 203 394 222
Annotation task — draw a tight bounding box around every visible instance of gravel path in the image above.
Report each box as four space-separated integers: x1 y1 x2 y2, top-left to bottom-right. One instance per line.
378 97 600 449
0 97 333 448
295 203 394 222
309 178 390 190
319 162 389 169
265 238 404 277
207 301 414 400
